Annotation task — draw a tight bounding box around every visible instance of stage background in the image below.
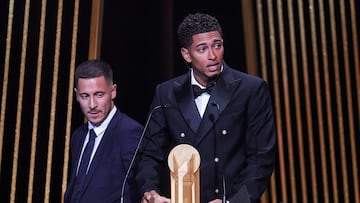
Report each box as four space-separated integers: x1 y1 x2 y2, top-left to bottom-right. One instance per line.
0 0 359 202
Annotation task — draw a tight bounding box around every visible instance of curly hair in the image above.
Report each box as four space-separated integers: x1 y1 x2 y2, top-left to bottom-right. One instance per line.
75 60 113 87
177 13 223 49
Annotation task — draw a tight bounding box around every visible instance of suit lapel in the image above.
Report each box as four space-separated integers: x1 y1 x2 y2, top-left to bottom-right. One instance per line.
66 126 88 201
195 66 242 145
79 111 119 194
174 72 202 134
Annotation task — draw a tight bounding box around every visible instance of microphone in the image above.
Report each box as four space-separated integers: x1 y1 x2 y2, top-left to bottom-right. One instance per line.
209 101 220 123
120 104 169 203
211 101 220 111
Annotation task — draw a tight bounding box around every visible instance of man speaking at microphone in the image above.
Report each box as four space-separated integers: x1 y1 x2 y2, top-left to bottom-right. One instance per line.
64 60 142 203
135 13 276 203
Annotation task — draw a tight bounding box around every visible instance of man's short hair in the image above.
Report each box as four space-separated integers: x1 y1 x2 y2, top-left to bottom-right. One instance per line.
74 60 113 87
177 13 223 49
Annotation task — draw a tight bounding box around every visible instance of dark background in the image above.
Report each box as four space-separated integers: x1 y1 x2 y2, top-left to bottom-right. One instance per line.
100 0 246 124
1 0 359 202
0 1 249 202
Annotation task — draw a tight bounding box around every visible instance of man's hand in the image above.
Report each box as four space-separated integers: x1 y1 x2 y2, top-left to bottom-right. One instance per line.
141 190 171 203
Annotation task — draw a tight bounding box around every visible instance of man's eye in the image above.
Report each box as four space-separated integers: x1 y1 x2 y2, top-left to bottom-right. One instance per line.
95 93 104 97
198 47 206 52
215 44 222 48
80 95 89 99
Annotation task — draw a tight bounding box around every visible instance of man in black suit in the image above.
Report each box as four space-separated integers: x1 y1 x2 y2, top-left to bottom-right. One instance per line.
135 13 276 203
64 60 143 203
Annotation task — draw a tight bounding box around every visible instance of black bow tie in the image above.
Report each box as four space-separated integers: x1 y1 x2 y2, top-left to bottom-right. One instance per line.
192 83 215 98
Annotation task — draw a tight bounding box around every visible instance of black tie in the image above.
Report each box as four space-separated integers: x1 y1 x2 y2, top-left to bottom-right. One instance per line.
71 129 96 202
192 83 215 98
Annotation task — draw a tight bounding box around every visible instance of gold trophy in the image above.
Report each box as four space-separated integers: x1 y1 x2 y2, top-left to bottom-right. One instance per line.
168 144 201 203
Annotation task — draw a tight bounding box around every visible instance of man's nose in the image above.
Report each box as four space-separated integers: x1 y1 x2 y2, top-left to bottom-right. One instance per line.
89 97 97 108
208 48 217 60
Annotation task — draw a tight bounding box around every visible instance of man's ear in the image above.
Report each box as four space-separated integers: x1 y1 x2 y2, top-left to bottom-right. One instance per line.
74 88 79 101
111 84 117 99
181 48 192 63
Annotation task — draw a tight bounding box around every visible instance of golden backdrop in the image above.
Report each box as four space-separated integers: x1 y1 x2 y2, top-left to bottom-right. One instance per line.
0 0 359 202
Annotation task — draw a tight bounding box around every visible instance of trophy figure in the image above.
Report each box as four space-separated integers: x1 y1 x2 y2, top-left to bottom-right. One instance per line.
168 144 201 203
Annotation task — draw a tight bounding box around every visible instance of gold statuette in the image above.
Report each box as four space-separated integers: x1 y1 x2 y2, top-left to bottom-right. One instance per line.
168 144 201 203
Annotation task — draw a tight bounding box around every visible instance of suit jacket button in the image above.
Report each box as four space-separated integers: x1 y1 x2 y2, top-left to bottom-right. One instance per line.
215 188 219 193
222 129 227 135
180 132 185 138
214 157 219 162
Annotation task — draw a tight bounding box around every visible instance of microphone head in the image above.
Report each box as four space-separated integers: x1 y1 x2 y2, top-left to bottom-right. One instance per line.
211 102 220 111
162 104 171 108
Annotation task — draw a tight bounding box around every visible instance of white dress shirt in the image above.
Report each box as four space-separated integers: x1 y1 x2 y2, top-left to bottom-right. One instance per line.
76 106 117 175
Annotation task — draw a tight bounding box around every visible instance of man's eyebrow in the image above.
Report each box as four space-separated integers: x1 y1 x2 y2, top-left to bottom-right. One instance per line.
195 42 207 48
195 39 223 47
94 90 105 94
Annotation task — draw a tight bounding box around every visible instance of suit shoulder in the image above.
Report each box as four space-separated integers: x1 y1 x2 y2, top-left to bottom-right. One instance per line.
112 111 143 129
72 123 87 135
157 72 188 87
70 124 88 146
240 72 264 83
227 66 265 85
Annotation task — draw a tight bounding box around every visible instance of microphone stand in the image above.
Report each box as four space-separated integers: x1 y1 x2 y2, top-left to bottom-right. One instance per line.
222 176 226 203
120 104 168 203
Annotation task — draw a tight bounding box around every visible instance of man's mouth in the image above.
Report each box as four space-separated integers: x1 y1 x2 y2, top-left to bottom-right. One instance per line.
207 64 219 71
88 111 99 117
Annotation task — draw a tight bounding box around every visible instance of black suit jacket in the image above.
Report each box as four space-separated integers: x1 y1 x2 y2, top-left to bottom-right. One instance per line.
65 109 143 203
135 63 276 203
